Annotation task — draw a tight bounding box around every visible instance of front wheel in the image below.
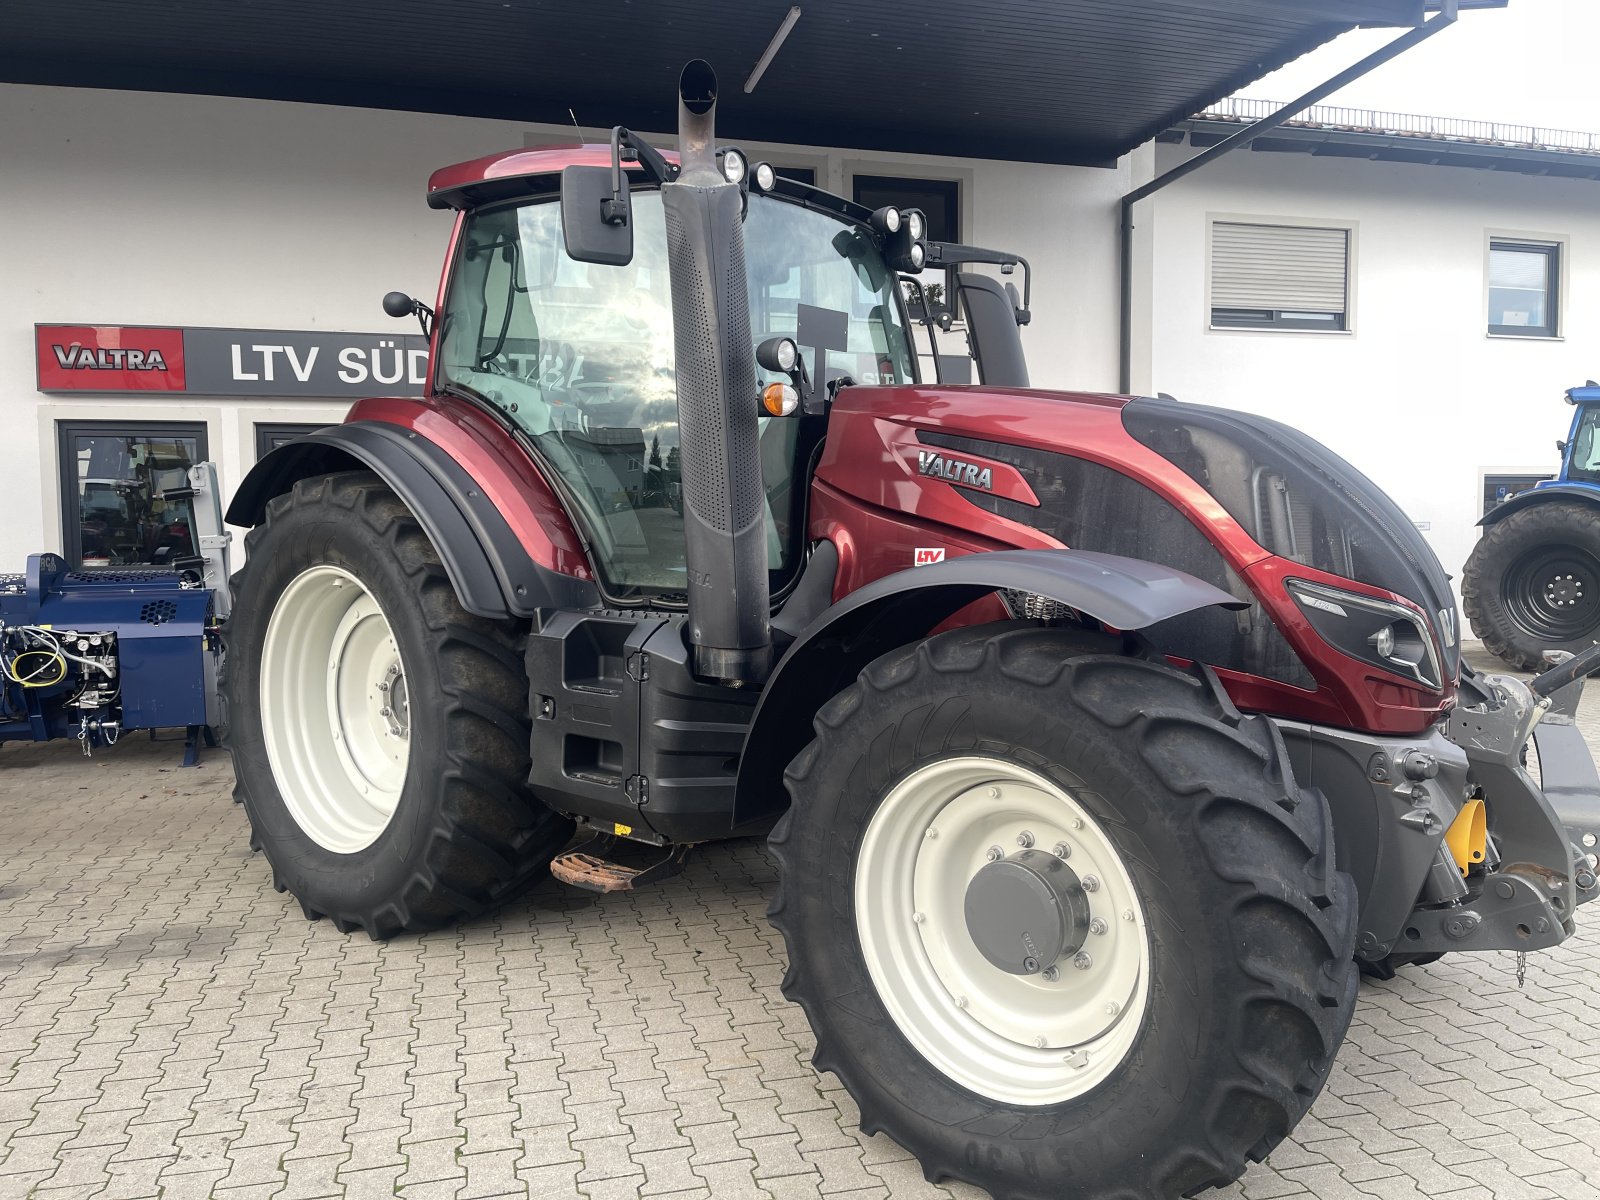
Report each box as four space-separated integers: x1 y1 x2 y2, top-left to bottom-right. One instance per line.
1464 500 1600 670
223 471 573 937
770 625 1358 1200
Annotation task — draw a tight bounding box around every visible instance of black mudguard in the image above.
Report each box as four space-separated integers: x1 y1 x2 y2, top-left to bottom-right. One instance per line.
225 421 598 618
731 548 1246 831
1478 481 1600 527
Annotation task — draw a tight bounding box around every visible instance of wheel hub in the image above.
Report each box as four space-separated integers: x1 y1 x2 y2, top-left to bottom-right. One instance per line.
1546 574 1584 608
963 848 1090 974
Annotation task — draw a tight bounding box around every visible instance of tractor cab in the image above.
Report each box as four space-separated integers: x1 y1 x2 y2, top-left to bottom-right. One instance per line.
1559 384 1600 485
431 171 916 608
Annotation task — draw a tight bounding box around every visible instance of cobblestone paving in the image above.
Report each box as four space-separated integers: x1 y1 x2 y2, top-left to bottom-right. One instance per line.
2 649 1599 1200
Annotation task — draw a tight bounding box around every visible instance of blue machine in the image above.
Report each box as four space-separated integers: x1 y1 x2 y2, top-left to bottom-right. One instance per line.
0 553 220 759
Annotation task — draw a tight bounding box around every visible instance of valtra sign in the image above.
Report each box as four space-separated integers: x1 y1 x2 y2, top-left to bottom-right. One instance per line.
36 325 429 397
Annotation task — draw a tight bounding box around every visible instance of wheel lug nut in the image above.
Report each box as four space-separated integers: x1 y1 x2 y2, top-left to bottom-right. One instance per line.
1041 965 1060 982
912 912 926 924
1016 830 1035 849
1033 1036 1047 1048
1105 1001 1121 1017
926 828 939 840
1053 842 1071 859
1122 909 1135 922
379 706 391 716
1090 918 1108 936
1071 818 1084 831
954 995 968 1009
986 845 1004 862
987 786 1000 799
1073 952 1093 971
1081 875 1100 893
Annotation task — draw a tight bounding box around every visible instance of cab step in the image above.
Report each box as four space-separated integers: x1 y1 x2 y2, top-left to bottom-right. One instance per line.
550 833 692 893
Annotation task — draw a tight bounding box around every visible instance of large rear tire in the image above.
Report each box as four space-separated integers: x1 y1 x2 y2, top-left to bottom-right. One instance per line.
1463 500 1600 671
770 624 1358 1200
222 471 573 938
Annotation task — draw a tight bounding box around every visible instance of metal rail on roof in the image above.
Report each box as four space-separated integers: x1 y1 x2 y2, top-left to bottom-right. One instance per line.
1201 97 1600 155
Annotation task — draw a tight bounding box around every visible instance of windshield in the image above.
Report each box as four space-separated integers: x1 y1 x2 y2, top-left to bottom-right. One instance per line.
1571 407 1600 483
437 189 913 603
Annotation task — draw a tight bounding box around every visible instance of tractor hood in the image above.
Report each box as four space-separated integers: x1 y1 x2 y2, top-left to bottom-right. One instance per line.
818 383 1461 691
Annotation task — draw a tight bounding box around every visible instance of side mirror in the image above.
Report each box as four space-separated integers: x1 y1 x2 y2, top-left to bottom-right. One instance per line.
561 165 633 266
1559 439 1570 456
382 290 434 337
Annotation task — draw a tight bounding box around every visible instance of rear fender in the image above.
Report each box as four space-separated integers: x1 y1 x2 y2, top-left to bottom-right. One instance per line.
225 421 599 618
731 548 1246 831
1479 481 1600 527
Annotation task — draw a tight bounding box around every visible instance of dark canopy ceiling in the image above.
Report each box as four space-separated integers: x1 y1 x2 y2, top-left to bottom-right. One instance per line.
2 0 1427 165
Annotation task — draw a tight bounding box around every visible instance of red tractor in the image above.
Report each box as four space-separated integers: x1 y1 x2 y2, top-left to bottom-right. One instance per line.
224 63 1600 1199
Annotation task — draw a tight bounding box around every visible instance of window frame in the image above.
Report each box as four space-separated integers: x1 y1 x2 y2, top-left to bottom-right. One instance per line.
57 420 210 569
1486 235 1563 339
253 422 329 461
1205 214 1356 336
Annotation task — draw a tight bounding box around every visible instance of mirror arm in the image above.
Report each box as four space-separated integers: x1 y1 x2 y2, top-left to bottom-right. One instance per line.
922 242 1032 326
604 127 677 226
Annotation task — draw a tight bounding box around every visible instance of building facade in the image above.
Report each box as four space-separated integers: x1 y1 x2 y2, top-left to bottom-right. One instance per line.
4 81 1596 612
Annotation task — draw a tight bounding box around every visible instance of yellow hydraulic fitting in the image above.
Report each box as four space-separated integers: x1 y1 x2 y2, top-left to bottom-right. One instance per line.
1445 798 1487 875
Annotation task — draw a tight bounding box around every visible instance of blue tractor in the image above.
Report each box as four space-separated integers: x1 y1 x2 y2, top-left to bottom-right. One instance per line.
1465 383 1600 669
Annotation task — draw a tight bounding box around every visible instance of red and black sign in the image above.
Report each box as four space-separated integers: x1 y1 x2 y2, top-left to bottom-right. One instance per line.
37 326 187 392
36 324 428 398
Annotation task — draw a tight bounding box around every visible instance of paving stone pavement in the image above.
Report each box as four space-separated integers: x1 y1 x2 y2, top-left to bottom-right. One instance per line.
2 648 1599 1200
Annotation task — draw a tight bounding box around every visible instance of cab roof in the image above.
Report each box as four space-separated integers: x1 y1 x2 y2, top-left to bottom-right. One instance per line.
426 144 677 211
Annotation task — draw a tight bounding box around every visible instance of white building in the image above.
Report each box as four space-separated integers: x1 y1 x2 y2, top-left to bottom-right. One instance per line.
5 55 1595 608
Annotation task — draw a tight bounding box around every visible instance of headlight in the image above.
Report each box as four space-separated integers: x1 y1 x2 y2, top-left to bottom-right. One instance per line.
1287 579 1442 689
907 209 926 241
720 149 746 183
753 161 777 192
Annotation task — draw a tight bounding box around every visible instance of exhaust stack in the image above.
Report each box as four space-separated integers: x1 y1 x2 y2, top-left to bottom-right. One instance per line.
660 61 770 684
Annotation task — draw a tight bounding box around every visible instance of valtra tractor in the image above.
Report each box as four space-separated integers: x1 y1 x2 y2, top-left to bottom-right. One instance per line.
224 63 1600 1200
1465 383 1600 670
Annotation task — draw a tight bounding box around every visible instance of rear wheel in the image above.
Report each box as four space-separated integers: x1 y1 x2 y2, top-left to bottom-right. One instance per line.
1464 500 1600 670
770 625 1358 1200
223 471 573 937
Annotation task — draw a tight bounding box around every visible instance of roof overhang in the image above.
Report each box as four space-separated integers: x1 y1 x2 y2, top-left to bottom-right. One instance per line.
2 0 1428 166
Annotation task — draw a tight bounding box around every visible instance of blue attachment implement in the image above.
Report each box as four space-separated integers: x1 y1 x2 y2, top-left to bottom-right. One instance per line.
0 553 219 762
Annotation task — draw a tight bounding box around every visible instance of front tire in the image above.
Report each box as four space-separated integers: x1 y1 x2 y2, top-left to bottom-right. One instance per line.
223 471 573 937
770 625 1358 1200
1464 500 1600 670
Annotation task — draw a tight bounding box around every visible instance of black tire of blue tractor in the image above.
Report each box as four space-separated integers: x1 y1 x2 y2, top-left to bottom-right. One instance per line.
221 471 573 938
769 623 1359 1200
1463 500 1600 672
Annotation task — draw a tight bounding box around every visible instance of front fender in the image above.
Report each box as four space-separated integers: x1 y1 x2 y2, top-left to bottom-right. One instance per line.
226 421 598 618
731 548 1245 831
1479 481 1600 527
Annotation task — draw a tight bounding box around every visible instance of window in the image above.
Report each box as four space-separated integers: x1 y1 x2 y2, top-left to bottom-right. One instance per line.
1210 221 1350 331
58 422 208 568
1483 473 1555 515
254 422 331 460
1488 240 1559 337
435 192 912 604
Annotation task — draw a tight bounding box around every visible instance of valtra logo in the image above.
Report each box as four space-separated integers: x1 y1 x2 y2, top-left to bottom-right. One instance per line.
52 342 170 372
36 325 186 392
916 449 994 491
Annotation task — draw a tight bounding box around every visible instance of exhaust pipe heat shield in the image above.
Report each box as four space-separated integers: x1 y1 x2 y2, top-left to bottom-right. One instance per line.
660 60 770 683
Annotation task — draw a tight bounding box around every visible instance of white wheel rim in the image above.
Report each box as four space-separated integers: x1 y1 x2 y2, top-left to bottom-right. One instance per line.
259 565 411 854
854 757 1150 1106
